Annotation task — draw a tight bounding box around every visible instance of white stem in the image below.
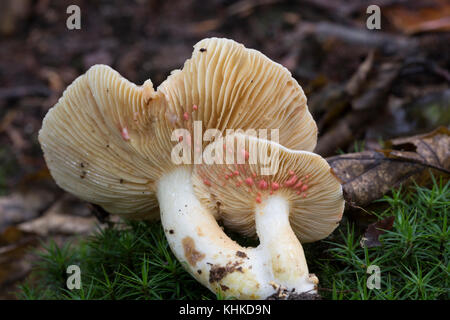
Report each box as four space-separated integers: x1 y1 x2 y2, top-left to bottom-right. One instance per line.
157 167 317 299
255 196 318 292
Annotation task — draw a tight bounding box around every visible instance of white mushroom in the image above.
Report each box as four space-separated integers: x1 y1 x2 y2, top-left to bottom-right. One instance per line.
38 38 340 299
185 133 344 298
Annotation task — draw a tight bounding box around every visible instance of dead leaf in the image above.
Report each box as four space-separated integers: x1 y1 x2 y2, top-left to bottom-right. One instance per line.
0 226 25 245
386 127 450 166
327 127 450 207
0 226 38 296
18 195 100 236
360 216 395 248
385 0 450 34
0 189 56 231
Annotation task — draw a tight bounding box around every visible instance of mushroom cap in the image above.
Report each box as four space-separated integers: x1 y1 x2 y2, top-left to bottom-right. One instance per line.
192 134 345 243
159 38 317 151
39 38 317 219
39 65 171 219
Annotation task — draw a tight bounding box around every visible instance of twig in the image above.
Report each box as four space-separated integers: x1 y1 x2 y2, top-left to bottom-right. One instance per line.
0 86 51 100
289 21 418 54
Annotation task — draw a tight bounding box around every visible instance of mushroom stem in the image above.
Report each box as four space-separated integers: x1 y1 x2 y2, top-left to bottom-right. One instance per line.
157 167 263 298
255 196 318 292
157 167 317 299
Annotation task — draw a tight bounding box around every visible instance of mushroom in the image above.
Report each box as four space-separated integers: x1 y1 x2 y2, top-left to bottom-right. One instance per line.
184 133 344 298
38 38 338 299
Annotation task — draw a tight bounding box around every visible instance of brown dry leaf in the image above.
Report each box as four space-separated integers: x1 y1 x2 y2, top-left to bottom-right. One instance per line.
360 216 395 248
18 195 100 236
0 189 56 231
0 226 37 296
327 127 450 207
385 0 450 34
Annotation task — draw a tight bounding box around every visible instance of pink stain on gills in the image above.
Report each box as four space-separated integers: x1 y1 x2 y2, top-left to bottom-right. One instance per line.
121 127 130 141
284 175 298 187
183 112 189 121
258 180 268 190
294 181 303 189
245 177 254 186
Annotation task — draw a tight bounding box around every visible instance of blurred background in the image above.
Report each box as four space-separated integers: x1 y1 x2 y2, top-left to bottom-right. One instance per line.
0 0 449 298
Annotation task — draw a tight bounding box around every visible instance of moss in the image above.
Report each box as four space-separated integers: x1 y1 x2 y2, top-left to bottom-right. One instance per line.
19 179 449 300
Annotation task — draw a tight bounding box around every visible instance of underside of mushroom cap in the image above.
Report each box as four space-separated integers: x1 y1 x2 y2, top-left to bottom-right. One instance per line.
39 37 317 220
159 37 317 151
192 134 345 243
39 65 175 219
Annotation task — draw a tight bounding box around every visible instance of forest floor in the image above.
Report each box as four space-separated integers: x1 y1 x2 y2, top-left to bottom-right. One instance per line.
0 0 448 299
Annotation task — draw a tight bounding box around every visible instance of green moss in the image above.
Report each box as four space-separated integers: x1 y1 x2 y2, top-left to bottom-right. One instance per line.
19 179 449 300
305 176 449 300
